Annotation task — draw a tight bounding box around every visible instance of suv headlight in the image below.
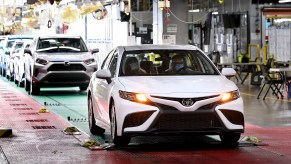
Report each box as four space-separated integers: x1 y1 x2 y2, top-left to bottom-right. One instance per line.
84 58 95 65
119 90 155 106
218 90 240 104
35 58 48 65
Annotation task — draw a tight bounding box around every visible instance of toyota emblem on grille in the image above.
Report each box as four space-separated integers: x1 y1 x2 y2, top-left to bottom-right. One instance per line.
181 98 194 107
64 61 70 66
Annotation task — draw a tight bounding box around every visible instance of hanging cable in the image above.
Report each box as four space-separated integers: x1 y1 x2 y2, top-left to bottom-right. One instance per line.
168 8 210 24
132 14 152 22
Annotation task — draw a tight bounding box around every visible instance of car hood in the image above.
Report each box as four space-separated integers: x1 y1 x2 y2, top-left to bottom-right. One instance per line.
36 52 92 62
118 76 238 96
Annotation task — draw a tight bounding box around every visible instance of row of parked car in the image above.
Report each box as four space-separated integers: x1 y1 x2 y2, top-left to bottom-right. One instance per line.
0 34 99 95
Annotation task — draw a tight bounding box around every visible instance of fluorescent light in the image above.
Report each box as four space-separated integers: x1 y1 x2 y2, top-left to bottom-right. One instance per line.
212 11 218 15
279 0 291 3
189 9 200 13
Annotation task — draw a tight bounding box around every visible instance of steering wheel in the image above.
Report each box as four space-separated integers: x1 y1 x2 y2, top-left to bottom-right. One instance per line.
177 66 193 73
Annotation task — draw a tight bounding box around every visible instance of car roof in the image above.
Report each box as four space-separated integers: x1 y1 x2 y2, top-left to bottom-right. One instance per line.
119 44 198 51
7 35 33 40
38 34 82 39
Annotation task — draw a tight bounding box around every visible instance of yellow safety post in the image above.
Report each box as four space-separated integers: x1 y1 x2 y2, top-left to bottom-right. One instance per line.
248 44 261 61
248 44 261 71
263 44 268 65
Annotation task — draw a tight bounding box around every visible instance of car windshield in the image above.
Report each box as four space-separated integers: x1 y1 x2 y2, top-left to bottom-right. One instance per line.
36 37 88 53
15 42 24 49
120 50 219 76
7 41 15 48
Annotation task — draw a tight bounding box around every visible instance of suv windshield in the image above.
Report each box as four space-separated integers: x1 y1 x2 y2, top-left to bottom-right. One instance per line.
120 50 219 76
36 37 88 53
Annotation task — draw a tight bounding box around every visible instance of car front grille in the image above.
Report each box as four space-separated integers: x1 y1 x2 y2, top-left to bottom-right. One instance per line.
155 102 217 111
152 113 222 130
151 95 220 106
47 64 86 71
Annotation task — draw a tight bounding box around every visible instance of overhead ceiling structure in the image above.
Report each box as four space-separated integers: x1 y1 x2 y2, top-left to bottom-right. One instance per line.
0 0 110 34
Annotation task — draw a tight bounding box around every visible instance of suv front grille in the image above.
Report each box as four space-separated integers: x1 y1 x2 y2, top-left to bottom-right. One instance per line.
48 64 86 71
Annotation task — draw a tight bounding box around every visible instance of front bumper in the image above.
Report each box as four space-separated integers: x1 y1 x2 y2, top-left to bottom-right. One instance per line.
32 62 97 87
115 95 244 137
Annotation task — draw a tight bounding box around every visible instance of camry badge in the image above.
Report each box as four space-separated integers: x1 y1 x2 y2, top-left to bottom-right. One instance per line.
181 98 194 107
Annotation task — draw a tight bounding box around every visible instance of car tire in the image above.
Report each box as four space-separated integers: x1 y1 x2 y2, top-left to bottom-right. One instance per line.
2 69 6 77
88 95 105 135
14 76 18 84
19 80 24 87
110 101 131 146
24 79 30 91
219 133 241 144
30 82 40 95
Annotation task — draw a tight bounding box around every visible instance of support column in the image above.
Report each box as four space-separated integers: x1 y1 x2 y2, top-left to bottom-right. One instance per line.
153 0 163 44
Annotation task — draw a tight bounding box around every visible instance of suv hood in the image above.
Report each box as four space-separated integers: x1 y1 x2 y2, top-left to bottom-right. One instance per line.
36 52 92 62
118 76 238 96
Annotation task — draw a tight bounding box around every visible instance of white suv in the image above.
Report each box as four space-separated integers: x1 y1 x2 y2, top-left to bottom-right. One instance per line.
24 34 99 95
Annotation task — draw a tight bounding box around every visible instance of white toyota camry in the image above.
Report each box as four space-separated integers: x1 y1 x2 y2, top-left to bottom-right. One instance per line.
87 45 244 146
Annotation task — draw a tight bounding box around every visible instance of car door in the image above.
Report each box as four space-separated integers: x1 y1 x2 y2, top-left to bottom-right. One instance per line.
93 49 118 124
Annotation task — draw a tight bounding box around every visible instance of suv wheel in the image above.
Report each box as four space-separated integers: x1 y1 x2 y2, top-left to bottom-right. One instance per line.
19 80 24 87
30 82 40 95
24 79 30 91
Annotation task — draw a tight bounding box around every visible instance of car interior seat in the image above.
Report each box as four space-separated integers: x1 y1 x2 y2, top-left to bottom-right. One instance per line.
140 61 154 74
123 57 140 75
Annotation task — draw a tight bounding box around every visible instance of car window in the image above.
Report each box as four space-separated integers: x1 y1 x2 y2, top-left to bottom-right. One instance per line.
7 41 14 48
101 49 115 69
108 52 118 77
15 42 24 49
119 49 219 76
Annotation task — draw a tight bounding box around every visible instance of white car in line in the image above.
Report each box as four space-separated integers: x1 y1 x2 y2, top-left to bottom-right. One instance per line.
87 45 244 146
7 40 32 81
13 40 32 86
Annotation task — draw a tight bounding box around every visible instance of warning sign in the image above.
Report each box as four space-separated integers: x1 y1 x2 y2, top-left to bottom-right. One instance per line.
162 35 176 45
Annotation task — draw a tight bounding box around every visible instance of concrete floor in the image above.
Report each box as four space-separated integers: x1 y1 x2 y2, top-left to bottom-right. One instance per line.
236 78 291 127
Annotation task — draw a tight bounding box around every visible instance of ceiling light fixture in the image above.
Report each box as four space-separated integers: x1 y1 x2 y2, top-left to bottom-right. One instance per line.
188 9 200 13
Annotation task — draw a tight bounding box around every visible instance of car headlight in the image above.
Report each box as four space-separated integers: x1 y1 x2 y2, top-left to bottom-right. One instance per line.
119 90 155 106
219 90 240 104
35 58 48 65
84 58 95 65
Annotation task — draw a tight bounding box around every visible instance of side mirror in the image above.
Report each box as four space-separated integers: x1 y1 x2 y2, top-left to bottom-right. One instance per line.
221 68 236 79
96 69 112 83
24 48 32 56
91 48 99 54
